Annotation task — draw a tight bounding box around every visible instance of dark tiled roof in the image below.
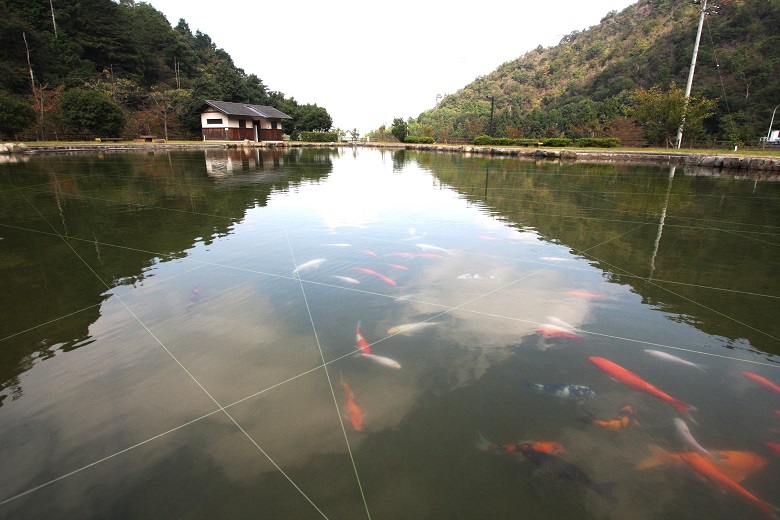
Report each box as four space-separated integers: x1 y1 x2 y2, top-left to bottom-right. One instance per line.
197 100 292 119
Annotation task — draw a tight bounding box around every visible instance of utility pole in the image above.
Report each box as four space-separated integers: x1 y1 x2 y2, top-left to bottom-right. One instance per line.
676 0 718 149
487 95 494 137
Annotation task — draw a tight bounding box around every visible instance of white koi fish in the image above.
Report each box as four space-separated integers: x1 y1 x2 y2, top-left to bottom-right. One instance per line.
292 258 326 276
416 243 451 254
388 321 441 335
540 257 572 262
358 353 401 369
645 350 706 372
674 418 726 463
332 275 360 284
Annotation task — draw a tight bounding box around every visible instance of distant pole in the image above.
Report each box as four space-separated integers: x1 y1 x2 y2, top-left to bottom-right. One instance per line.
487 96 494 137
767 103 780 140
676 0 713 149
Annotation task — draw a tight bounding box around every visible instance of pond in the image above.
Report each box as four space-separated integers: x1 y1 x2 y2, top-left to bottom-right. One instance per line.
0 147 779 519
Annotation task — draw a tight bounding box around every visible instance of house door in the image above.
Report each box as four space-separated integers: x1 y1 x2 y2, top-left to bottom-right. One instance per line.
253 121 260 142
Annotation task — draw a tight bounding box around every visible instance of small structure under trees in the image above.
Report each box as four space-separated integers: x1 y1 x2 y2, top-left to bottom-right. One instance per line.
195 100 291 142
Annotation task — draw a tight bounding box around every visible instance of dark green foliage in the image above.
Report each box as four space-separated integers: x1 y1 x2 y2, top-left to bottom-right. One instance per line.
299 131 339 142
59 88 125 137
390 118 408 143
573 137 620 148
541 138 572 147
0 0 328 140
0 92 35 138
417 0 780 145
404 136 435 144
473 135 492 145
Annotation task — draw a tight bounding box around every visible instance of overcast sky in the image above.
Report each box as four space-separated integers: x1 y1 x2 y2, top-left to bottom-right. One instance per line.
146 0 637 133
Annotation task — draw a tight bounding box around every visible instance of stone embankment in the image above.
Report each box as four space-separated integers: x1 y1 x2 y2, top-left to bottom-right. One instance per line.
388 143 780 173
3 140 779 173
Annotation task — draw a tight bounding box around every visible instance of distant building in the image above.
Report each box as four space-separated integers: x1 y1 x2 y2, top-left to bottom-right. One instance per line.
195 100 292 142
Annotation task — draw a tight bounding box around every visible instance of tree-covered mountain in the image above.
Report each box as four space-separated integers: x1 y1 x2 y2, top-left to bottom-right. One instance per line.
412 0 779 146
0 0 332 140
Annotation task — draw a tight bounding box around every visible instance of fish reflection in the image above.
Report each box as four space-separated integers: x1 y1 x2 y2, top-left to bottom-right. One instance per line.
589 357 696 420
635 446 767 483
578 404 638 431
516 444 617 503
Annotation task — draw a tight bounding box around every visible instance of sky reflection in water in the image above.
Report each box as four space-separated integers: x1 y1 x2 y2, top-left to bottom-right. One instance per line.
0 147 778 519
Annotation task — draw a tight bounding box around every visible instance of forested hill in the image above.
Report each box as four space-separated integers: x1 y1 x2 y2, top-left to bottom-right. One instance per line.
415 0 780 146
0 0 332 140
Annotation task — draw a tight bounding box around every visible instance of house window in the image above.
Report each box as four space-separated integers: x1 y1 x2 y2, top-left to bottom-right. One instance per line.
206 118 223 125
239 119 246 128
271 121 278 130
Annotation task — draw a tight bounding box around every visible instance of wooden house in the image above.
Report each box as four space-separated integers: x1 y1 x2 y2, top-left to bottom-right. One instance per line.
195 100 292 142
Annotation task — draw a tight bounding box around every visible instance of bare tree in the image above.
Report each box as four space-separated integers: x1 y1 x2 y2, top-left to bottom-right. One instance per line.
23 32 47 140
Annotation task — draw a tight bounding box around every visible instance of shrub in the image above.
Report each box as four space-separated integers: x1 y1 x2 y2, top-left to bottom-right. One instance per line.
59 89 125 137
491 137 514 146
541 138 572 147
474 135 492 145
573 137 620 148
299 131 339 142
0 93 35 139
405 136 434 144
513 138 542 146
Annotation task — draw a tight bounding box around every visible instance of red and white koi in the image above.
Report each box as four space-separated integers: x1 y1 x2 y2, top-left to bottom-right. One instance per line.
355 321 371 354
350 267 397 286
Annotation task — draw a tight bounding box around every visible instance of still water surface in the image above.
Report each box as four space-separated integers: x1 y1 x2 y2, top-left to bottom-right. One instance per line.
0 147 779 519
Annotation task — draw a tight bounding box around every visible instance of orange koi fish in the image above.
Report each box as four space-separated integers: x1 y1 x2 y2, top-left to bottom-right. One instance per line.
386 252 415 258
359 249 378 257
589 357 695 420
341 379 364 431
568 291 602 299
579 404 638 431
768 443 780 457
355 321 371 354
383 263 408 270
350 267 397 286
678 452 778 517
476 432 565 456
742 372 780 395
636 446 767 483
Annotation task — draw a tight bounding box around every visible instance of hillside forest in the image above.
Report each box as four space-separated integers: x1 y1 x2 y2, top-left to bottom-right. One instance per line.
0 0 333 141
396 0 780 147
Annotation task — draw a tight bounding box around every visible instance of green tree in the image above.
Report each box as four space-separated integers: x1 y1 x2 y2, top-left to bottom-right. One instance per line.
390 117 407 142
59 88 126 137
629 84 715 147
0 93 35 139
